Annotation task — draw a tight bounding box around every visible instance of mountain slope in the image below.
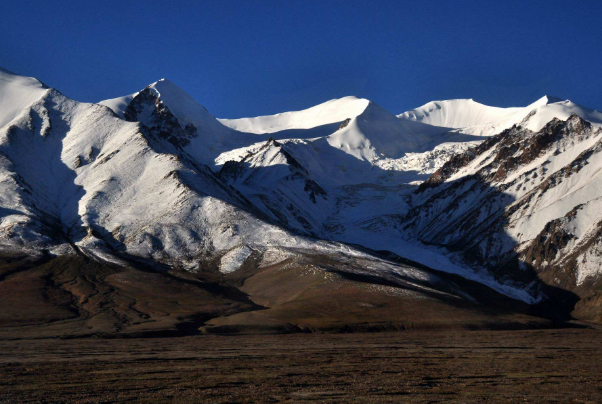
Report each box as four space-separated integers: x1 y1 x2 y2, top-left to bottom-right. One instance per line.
219 138 331 237
0 69 488 295
212 92 602 308
402 114 602 320
0 72 355 269
101 79 256 165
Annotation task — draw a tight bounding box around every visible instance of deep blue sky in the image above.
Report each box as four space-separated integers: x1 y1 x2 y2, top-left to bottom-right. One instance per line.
2 0 601 118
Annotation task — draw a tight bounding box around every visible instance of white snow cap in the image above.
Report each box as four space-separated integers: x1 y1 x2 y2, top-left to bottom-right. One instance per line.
0 68 49 129
147 78 217 129
398 95 602 137
100 78 217 128
219 96 371 134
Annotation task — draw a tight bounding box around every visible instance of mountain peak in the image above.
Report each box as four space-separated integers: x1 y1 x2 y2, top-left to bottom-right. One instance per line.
0 67 46 87
398 98 523 129
544 95 564 103
218 96 371 134
100 78 222 132
531 95 565 107
147 78 211 116
0 67 49 128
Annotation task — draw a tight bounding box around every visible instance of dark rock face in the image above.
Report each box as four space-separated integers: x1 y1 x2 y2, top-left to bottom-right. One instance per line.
418 150 476 191
219 160 246 183
303 178 327 203
522 209 579 269
420 115 592 193
403 115 602 320
418 130 507 191
124 87 198 148
339 118 352 129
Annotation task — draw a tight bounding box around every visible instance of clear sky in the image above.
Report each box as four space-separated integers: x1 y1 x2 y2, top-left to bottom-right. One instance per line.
2 0 601 118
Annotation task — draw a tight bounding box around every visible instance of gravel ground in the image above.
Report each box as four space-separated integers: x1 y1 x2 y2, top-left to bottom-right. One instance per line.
1 327 602 403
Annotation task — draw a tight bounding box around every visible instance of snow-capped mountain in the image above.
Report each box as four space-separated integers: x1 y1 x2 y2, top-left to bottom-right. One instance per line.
399 96 602 138
221 95 450 162
0 68 357 269
2 66 602 329
402 114 602 319
100 78 257 165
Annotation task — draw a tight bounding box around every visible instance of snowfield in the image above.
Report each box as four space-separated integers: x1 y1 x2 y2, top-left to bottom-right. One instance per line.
0 68 49 129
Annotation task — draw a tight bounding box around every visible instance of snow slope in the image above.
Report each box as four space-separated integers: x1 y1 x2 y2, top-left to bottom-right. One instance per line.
100 93 136 119
219 138 332 237
399 96 602 138
0 68 49 129
219 96 371 134
399 98 523 128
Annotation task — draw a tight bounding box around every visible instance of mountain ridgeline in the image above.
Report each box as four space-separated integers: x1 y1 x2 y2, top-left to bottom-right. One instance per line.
1 66 602 337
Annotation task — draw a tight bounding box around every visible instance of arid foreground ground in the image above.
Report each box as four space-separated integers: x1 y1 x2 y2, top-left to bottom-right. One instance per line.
1 328 602 403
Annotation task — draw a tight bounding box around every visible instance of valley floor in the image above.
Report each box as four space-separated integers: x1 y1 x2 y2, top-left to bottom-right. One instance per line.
1 328 602 403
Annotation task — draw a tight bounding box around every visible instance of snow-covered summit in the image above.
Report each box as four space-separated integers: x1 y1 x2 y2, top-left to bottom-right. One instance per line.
219 96 371 134
101 78 229 137
398 98 524 129
398 95 602 137
145 79 217 130
0 68 49 128
534 95 564 105
326 100 444 161
219 95 448 162
101 78 253 164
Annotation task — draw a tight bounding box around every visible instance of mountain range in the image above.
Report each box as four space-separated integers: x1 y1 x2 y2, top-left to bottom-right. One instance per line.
1 66 602 337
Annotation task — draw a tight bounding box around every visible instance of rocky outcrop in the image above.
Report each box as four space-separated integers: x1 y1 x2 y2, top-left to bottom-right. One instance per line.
522 207 580 269
124 87 198 148
338 118 351 129
218 138 329 237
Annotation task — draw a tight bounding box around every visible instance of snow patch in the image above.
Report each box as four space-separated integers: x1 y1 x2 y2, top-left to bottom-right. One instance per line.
219 245 253 274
